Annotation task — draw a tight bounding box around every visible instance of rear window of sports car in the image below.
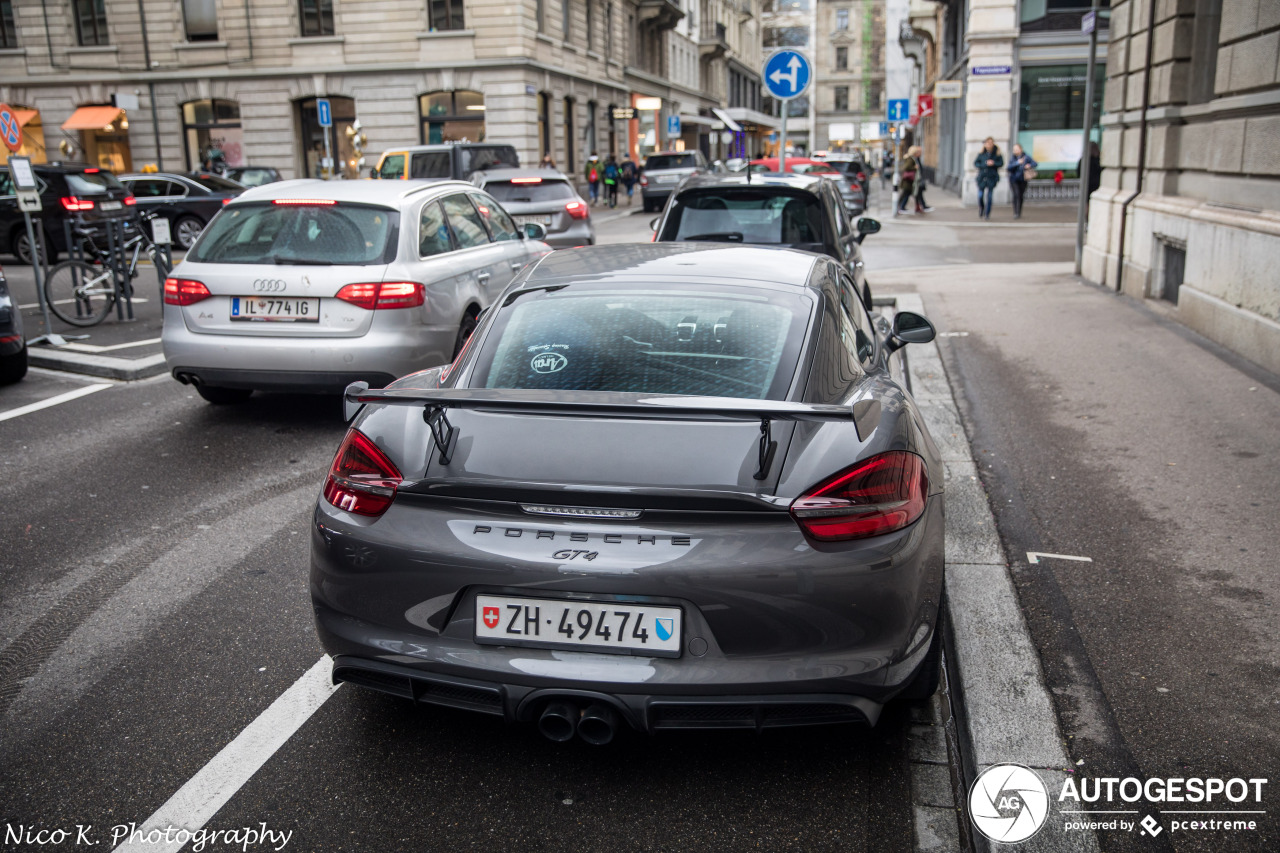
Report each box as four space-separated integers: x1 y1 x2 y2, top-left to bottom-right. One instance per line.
471 284 811 400
187 202 397 265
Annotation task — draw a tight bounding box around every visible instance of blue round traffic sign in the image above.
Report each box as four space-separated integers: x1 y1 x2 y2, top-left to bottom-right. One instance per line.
763 50 811 100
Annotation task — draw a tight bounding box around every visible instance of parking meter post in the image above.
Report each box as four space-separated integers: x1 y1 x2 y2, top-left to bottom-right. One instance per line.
23 212 55 334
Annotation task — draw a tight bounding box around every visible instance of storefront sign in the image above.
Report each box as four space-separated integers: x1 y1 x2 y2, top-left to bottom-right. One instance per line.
935 80 964 99
918 94 934 118
635 97 662 111
612 107 635 120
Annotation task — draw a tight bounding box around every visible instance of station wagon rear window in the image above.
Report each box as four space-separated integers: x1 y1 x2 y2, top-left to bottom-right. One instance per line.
483 179 576 203
187 202 397 265
472 284 810 400
645 154 698 170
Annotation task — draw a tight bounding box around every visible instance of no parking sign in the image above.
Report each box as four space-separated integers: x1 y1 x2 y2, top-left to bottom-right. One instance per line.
0 103 23 152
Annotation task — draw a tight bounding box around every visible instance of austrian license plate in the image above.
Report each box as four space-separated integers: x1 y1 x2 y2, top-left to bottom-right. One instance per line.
515 215 553 226
656 175 680 184
98 200 122 211
474 594 682 657
230 296 320 322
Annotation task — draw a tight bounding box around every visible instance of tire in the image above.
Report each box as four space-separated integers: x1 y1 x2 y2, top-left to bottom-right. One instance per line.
452 310 479 360
44 260 116 327
899 618 943 701
0 344 27 385
173 216 204 251
642 198 655 213
196 384 252 404
11 229 56 266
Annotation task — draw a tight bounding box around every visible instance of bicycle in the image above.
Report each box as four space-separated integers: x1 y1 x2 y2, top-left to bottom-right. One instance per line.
42 212 170 327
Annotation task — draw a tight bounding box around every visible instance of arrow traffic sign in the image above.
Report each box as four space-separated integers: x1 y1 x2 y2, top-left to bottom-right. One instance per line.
763 50 811 100
887 99 909 122
316 98 332 128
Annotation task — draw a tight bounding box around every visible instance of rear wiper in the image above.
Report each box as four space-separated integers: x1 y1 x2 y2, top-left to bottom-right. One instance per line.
269 255 333 266
682 232 744 242
510 196 533 202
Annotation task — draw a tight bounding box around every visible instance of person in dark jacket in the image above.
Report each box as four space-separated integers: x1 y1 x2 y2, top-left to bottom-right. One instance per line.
974 137 1003 220
896 149 918 215
1078 141 1101 198
1007 144 1037 219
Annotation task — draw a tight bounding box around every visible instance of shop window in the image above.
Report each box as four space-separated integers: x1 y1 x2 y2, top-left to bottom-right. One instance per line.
182 99 243 171
183 0 218 41
1 0 17 48
298 96 357 179
428 0 465 31
299 0 334 37
420 90 485 144
75 0 109 46
835 46 847 71
1018 64 1105 132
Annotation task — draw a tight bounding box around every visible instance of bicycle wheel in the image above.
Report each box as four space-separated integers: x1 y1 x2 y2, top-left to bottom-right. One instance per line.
44 260 117 327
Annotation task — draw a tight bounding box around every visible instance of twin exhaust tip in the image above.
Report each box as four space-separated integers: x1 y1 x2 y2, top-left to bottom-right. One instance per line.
538 700 619 746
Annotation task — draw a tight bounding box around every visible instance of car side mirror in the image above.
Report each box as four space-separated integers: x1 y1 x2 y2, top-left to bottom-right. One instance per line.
855 217 881 243
861 282 873 313
523 222 547 241
650 216 662 232
885 311 936 356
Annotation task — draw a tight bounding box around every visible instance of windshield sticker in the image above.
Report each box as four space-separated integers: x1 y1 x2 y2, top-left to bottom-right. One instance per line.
531 352 568 374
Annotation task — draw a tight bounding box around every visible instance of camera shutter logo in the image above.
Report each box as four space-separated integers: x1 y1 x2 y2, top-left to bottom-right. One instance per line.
969 763 1050 843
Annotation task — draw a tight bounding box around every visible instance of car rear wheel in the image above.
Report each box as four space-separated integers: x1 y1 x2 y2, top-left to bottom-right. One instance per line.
11 229 56 266
452 310 479 360
0 344 27 385
173 216 204 250
196 384 252 404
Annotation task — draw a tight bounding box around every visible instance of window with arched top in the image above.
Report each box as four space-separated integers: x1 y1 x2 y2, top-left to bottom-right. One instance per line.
420 91 485 144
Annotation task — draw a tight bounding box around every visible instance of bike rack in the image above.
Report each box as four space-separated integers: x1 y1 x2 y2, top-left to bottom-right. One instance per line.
61 216 158 323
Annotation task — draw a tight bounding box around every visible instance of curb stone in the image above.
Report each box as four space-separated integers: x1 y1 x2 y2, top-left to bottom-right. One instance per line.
27 348 167 381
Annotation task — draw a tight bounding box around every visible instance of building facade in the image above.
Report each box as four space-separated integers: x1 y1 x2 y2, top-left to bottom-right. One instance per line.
813 0 885 153
1082 0 1280 377
761 0 815 153
0 0 765 180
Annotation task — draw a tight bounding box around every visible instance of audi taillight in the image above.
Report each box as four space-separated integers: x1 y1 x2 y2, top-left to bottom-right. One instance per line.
123 195 137 206
789 451 929 541
163 278 211 305
565 200 589 220
335 281 425 310
323 429 403 517
60 196 94 212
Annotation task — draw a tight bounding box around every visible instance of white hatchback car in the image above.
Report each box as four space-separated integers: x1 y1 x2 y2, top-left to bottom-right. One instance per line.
162 179 550 403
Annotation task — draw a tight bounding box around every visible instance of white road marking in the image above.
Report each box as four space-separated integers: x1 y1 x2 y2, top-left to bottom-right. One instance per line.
113 656 341 853
19 297 151 310
0 383 111 421
1026 551 1093 564
62 337 162 353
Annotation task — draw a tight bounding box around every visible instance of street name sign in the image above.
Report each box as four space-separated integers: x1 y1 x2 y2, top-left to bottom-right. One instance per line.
935 80 963 99
763 50 812 99
971 65 1012 76
1082 10 1096 33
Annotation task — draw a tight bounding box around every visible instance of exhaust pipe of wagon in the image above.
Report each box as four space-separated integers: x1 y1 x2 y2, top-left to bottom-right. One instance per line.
538 700 578 742
577 703 618 746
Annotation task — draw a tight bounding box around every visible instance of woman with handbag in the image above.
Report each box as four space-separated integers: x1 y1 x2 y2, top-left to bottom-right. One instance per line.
1008 144 1038 219
896 148 918 215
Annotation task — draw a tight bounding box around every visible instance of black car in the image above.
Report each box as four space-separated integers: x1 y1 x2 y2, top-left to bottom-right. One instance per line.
223 166 282 187
0 162 136 265
0 263 25 384
119 172 246 250
652 172 880 309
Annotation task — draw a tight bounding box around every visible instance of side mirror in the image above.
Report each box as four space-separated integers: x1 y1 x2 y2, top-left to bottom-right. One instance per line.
523 222 547 241
650 216 661 232
860 281 873 313
855 217 881 243
885 311 936 355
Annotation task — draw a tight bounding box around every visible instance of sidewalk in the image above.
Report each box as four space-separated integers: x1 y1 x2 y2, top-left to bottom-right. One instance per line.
880 183 1079 227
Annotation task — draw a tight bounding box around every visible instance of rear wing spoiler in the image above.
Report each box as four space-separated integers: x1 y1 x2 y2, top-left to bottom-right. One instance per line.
343 382 856 481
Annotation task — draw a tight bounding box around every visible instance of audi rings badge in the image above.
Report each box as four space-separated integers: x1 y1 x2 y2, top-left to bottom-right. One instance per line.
252 279 288 292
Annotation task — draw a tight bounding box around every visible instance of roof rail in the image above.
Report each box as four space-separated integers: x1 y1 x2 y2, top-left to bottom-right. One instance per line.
397 179 468 200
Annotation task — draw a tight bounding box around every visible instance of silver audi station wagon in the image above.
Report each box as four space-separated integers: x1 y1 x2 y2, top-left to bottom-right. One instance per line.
162 179 549 403
313 244 946 744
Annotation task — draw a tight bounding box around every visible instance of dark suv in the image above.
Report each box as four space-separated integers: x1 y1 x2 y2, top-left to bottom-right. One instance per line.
0 162 136 264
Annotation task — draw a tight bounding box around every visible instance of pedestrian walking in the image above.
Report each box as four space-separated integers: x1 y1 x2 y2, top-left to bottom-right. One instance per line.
1078 141 1101 198
880 151 894 193
896 149 918 216
583 153 601 205
974 137 1003 220
620 154 638 205
910 146 934 213
1007 144 1037 219
540 154 557 169
603 155 620 208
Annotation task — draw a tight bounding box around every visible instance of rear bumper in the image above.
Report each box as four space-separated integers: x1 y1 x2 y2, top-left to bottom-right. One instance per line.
329 654 885 730
544 221 596 248
173 367 395 393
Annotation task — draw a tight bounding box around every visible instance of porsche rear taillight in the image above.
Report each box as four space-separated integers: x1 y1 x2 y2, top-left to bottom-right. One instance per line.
335 282 425 310
789 451 929 541
323 429 403 517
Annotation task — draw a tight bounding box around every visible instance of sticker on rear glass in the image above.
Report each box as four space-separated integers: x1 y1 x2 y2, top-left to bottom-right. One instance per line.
531 352 568 373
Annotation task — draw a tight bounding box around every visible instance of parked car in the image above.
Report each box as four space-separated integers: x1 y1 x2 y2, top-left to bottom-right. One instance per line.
224 166 283 188
749 158 866 213
639 150 709 212
0 264 26 384
471 168 594 248
317 243 944 742
0 162 136 265
373 144 520 182
162 178 551 403
652 172 880 309
119 171 247 250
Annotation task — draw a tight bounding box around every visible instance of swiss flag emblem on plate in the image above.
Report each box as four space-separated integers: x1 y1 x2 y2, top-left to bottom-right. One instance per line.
482 606 500 629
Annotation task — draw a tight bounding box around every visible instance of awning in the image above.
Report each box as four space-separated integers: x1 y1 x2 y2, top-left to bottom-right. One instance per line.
62 106 124 131
726 107 780 130
712 108 742 132
679 114 716 127
12 109 39 127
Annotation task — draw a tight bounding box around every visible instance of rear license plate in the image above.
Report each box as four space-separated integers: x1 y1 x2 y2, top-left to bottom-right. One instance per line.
475 594 682 657
515 215 553 226
230 296 320 322
98 200 122 211
656 175 680 184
